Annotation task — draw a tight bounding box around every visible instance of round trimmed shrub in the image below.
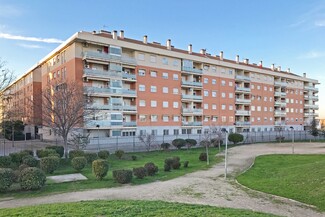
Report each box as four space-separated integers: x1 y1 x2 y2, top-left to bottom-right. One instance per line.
92 159 108 180
0 156 12 167
199 153 207 162
185 139 197 148
20 167 46 190
71 157 87 172
133 167 146 179
164 163 171 172
9 151 30 165
211 138 223 147
22 155 38 167
36 149 57 158
12 170 20 183
144 162 158 176
228 133 244 145
161 143 171 150
184 161 189 168
171 159 181 170
19 164 30 171
98 150 110 159
69 150 85 159
40 156 60 174
0 168 14 192
46 146 64 158
131 155 137 161
115 150 124 159
113 169 133 184
172 138 186 149
22 150 34 156
84 152 98 163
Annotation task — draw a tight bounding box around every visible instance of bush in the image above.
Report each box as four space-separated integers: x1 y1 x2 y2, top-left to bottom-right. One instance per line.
40 156 60 174
228 133 244 145
22 150 34 156
92 159 108 180
184 161 189 168
0 156 12 167
200 140 211 147
12 170 20 183
210 138 223 147
185 139 197 148
113 169 133 184
9 151 30 164
69 150 85 159
46 146 64 158
71 157 87 172
164 157 180 170
22 155 38 167
131 155 137 161
84 152 98 163
115 150 124 159
36 149 57 158
19 164 29 171
0 168 14 192
133 167 146 179
172 159 181 170
161 143 171 150
20 167 46 190
164 163 171 172
199 153 207 161
144 162 158 176
98 150 110 159
172 138 186 150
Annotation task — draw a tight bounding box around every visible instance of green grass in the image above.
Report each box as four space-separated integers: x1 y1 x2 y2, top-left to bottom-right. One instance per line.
1 147 220 198
0 200 279 217
237 154 325 211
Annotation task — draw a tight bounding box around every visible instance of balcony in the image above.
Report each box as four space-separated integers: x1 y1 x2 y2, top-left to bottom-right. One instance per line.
235 98 251 104
123 121 137 127
235 86 251 92
84 86 136 97
235 110 251 116
274 101 286 107
304 104 319 109
304 113 319 117
274 92 286 97
182 108 203 114
181 94 203 101
182 121 202 126
304 86 319 92
86 120 112 128
122 73 136 80
304 95 319 101
274 111 286 116
274 121 286 125
87 104 136 112
181 80 203 87
235 121 251 126
181 66 203 74
83 51 137 65
274 81 287 87
235 75 250 81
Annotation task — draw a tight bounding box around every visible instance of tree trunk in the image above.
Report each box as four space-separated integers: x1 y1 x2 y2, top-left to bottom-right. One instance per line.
206 144 209 165
63 136 68 159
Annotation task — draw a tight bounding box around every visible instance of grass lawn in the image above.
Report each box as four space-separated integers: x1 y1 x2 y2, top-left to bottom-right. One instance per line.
1 147 220 198
0 200 279 217
237 154 325 211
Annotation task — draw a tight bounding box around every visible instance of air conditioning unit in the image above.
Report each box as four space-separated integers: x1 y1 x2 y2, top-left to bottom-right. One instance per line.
82 42 89 47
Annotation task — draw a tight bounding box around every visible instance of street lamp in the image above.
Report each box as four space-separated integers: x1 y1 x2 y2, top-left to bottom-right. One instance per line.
96 124 100 152
221 128 228 179
290 126 294 154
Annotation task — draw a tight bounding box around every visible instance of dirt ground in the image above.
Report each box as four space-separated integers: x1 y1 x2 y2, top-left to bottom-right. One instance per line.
1 142 325 217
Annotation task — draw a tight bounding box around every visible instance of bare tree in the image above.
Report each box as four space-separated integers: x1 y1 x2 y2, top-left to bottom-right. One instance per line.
68 132 90 150
42 82 93 158
138 133 156 152
0 58 15 93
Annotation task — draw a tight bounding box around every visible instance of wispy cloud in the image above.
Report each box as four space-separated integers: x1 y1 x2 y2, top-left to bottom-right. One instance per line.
18 43 44 49
315 20 325 27
298 51 325 59
0 32 64 44
290 2 325 29
0 5 22 17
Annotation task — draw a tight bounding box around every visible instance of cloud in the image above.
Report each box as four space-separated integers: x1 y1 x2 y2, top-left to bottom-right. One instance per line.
289 3 325 29
0 32 64 44
298 51 325 59
315 20 325 27
18 43 44 49
0 5 22 17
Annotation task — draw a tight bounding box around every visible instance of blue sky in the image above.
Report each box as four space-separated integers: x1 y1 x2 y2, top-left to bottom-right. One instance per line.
0 0 324 118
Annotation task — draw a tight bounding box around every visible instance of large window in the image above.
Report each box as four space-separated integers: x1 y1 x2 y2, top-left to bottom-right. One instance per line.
109 46 122 56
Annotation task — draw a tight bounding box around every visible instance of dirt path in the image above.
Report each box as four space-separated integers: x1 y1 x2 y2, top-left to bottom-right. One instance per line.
1 142 325 217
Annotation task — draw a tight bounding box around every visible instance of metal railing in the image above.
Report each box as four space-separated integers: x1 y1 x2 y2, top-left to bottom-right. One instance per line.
83 51 137 65
181 66 203 74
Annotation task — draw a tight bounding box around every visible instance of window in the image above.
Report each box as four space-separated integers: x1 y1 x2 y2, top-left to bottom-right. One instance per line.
173 115 179 122
269 97 272 102
257 106 261 111
150 55 156 63
269 107 273 112
221 104 226 110
110 46 122 56
139 100 146 107
264 86 267 91
221 80 226 86
204 116 209 122
229 81 233 86
204 78 208 84
151 130 157 135
212 104 217 110
174 129 179 135
173 88 179 94
151 100 157 107
162 57 168 65
212 91 217 97
251 84 254 89
269 87 273 91
138 53 145 60
139 115 146 122
151 115 158 122
221 92 226 98
163 101 169 108
257 117 261 122
229 93 233 98
139 84 145 91
173 74 178 80
138 69 145 76
257 85 261 90
150 86 157 92
163 129 169 135
173 60 179 66
212 66 216 72
228 69 233 75
229 116 234 122
162 72 168 79
112 131 121 136
229 105 233 110
264 96 267 102
204 104 208 109
163 116 169 122
150 71 157 77
204 90 209 96
264 107 267 112
173 102 178 108
222 116 226 122
163 87 168 93
212 79 216 84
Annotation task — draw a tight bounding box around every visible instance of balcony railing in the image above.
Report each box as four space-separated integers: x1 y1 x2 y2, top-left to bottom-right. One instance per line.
84 86 136 96
181 80 203 87
235 87 251 92
86 120 112 128
274 92 286 97
304 95 319 101
274 121 286 125
83 51 137 65
235 75 251 81
87 104 137 112
235 98 251 104
181 94 203 100
235 110 251 116
123 121 137 127
274 81 287 87
274 101 286 107
235 121 251 126
182 108 203 114
182 121 202 126
304 104 319 109
122 73 136 80
274 111 286 116
304 113 319 117
304 86 319 92
181 66 203 74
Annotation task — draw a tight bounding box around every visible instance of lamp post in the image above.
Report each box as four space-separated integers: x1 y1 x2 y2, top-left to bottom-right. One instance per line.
290 126 294 154
221 128 228 179
96 124 100 152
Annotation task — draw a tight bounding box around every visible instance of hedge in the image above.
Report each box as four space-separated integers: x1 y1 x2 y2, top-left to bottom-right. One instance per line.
20 167 46 190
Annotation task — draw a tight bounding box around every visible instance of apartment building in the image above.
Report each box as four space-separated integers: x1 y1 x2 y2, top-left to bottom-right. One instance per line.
2 29 319 139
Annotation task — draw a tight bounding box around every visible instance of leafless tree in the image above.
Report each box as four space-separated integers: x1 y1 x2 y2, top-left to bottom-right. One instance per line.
0 58 15 94
68 132 90 150
42 82 93 158
138 133 156 152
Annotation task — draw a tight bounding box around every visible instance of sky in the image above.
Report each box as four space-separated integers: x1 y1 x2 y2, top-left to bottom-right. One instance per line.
0 0 324 118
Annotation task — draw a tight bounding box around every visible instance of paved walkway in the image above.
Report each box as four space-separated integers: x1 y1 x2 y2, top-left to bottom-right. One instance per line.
1 142 325 217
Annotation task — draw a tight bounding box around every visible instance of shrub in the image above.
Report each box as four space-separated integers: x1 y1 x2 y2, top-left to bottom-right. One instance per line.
0 168 14 192
228 133 244 145
172 138 186 150
164 163 171 172
171 159 181 169
115 150 125 159
36 149 57 158
200 140 211 147
22 150 34 156
40 156 60 174
22 155 38 167
133 167 146 179
199 153 207 161
48 153 60 158
0 156 12 167
46 146 64 158
184 161 189 168
84 152 98 163
164 158 174 167
20 167 46 190
210 138 223 147
92 159 108 180
12 170 20 183
161 143 171 150
9 151 30 164
19 164 29 171
113 169 133 184
144 162 158 176
131 155 137 161
69 150 85 159
98 150 110 159
71 157 87 172
185 139 197 148
164 157 180 170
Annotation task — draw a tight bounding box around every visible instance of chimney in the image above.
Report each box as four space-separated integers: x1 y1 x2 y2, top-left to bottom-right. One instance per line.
119 30 124 39
200 49 206 55
259 61 263 67
188 44 192 54
143 35 148 44
244 58 249 64
287 68 290 73
236 55 239 63
277 66 281 71
166 39 171 50
112 30 117 40
271 64 275 71
220 51 224 60
303 73 306 78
